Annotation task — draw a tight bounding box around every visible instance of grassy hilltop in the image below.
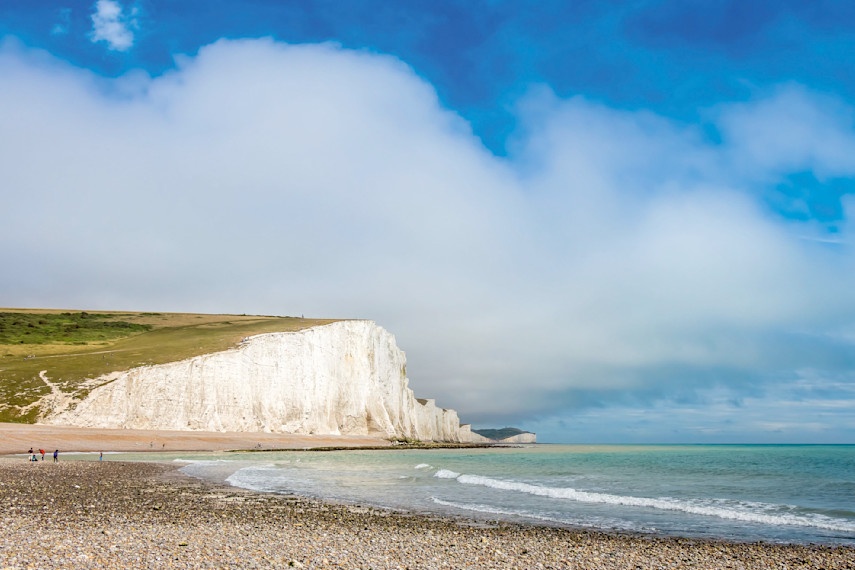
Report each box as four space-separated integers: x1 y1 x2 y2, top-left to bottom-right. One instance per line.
0 309 337 424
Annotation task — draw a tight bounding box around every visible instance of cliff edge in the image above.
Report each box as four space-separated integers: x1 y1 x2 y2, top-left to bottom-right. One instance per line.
46 321 472 442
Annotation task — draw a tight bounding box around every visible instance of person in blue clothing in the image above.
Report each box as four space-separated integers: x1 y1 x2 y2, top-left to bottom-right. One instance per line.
53 449 58 463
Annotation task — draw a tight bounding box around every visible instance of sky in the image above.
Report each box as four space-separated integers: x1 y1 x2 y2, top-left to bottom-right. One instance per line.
2 1 855 443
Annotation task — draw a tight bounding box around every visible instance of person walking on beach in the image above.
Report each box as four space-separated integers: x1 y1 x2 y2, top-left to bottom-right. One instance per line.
39 449 45 461
99 451 103 461
53 450 58 463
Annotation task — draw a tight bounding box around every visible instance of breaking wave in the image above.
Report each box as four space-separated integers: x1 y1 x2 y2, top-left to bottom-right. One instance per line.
434 469 461 479
435 471 855 533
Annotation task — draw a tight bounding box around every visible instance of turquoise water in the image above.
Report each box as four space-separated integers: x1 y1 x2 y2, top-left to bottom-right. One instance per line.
115 444 855 545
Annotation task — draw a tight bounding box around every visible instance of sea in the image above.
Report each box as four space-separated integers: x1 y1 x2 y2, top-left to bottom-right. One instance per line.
117 444 855 546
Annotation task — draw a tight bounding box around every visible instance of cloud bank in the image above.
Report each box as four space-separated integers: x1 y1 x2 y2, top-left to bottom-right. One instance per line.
2 38 854 441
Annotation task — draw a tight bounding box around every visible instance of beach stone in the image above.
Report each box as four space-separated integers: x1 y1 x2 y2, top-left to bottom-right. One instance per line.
0 458 853 569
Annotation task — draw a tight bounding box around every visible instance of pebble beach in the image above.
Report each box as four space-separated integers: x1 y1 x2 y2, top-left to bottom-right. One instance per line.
1 458 853 569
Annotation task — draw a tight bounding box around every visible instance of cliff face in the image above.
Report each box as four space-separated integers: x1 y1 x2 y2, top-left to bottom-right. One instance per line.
46 321 470 442
497 433 537 444
467 431 495 444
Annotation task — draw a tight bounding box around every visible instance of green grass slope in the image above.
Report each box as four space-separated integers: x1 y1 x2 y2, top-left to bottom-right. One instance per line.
471 427 533 441
0 309 339 423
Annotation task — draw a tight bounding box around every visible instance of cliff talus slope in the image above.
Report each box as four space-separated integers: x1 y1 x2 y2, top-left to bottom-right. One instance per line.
47 321 471 442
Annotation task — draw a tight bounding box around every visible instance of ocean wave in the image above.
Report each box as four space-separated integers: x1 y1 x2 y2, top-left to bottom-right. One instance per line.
414 463 432 470
434 469 461 479
173 458 234 464
225 464 283 492
430 497 568 525
430 497 643 531
443 472 855 533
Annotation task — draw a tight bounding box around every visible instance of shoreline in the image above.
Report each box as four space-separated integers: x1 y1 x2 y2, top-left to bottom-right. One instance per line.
0 422 394 455
1 458 853 568
0 422 494 455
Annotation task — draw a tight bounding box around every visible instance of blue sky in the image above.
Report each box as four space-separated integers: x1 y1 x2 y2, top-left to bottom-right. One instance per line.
3 1 855 442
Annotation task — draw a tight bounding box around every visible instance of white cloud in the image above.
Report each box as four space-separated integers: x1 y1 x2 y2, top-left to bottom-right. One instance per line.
2 39 855 440
712 84 855 180
89 0 135 51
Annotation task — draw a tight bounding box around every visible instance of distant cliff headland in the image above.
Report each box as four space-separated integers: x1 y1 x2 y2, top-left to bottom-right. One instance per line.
471 427 537 444
0 309 533 443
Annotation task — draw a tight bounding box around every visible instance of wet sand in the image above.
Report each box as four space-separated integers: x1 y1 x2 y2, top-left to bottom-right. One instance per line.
0 422 389 455
1 458 853 569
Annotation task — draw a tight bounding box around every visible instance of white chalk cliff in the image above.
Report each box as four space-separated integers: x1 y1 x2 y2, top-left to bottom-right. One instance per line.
47 321 474 442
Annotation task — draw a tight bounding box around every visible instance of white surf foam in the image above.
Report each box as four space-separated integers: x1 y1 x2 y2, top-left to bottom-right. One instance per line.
430 497 568 525
434 469 461 479
430 497 642 531
179 460 270 485
224 464 283 493
441 472 855 533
